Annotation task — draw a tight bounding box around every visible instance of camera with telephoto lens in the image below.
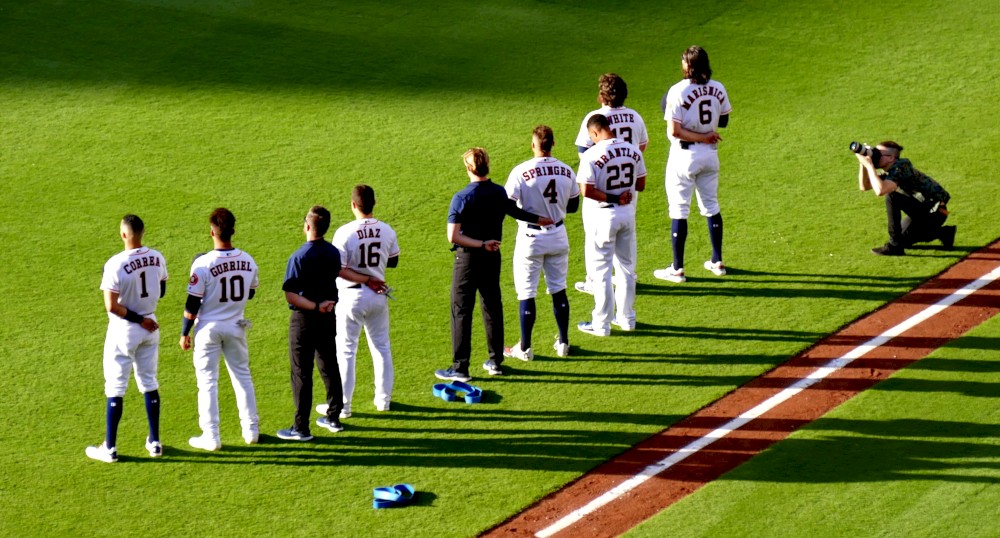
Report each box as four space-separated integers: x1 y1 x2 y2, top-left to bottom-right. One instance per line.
849 141 882 162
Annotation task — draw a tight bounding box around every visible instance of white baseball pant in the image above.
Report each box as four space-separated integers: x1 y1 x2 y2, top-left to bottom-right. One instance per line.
192 320 259 441
666 145 720 219
337 287 393 412
103 317 159 397
513 226 570 300
585 206 637 332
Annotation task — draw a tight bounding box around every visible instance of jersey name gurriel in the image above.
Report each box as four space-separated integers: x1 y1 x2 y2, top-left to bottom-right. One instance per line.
592 145 642 170
520 164 574 181
680 85 727 109
122 255 163 274
209 260 254 277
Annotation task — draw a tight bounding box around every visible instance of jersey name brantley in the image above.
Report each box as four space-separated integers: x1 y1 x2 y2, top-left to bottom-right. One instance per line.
593 145 642 169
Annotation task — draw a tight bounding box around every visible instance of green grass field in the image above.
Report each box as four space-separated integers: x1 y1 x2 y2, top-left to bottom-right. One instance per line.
1 1 997 536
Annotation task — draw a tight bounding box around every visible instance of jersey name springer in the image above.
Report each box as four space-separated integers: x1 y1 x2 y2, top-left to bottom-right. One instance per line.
521 165 574 181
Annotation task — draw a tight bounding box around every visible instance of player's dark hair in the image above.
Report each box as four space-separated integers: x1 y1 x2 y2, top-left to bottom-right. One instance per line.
587 113 611 132
878 140 904 156
306 205 331 236
463 147 490 177
598 73 628 107
209 207 236 241
121 214 144 236
352 185 376 215
533 125 555 152
683 46 712 84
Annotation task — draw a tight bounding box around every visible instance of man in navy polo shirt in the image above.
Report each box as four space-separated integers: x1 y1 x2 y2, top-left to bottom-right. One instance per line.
277 205 345 441
435 147 552 381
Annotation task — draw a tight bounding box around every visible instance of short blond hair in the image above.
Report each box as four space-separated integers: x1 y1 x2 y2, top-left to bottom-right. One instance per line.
463 147 490 177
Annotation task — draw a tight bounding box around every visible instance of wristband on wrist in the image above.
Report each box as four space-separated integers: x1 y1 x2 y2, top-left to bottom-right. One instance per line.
124 309 144 324
181 316 194 336
605 193 620 204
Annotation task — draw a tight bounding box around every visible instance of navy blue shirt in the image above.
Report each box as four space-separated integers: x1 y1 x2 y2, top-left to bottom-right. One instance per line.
448 179 538 241
282 239 341 309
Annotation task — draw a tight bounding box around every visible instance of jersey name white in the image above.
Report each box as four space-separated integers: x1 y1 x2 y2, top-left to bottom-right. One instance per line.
187 249 259 323
101 247 168 318
575 105 649 150
664 79 732 140
332 218 400 289
505 156 580 228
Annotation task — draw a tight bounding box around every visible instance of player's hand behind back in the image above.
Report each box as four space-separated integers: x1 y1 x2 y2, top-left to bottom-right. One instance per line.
179 335 192 351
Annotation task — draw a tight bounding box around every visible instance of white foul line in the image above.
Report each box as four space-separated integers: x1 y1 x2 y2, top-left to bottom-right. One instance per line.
535 264 1000 538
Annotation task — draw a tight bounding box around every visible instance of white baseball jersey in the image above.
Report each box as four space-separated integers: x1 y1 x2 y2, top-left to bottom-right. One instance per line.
576 106 649 152
101 247 168 317
577 138 647 210
505 156 580 229
332 218 400 289
663 79 731 144
186 249 259 323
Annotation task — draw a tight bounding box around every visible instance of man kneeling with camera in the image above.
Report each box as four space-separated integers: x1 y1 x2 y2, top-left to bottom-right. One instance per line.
854 140 955 256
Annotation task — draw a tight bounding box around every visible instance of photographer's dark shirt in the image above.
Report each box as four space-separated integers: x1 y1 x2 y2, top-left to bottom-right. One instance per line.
882 158 950 205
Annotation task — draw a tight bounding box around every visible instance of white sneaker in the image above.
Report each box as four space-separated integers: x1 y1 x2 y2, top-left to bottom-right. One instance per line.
576 321 610 337
574 281 594 295
612 319 635 332
188 434 221 452
553 337 570 357
653 265 686 283
376 402 390 412
145 438 163 457
503 342 534 361
242 429 259 445
316 403 352 419
704 260 726 276
85 442 118 463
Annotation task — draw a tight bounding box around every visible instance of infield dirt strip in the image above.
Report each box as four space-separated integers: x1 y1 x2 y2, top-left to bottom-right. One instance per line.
483 241 1000 538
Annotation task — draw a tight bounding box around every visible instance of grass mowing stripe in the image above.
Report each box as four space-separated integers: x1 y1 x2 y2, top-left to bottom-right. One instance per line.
536 262 1000 537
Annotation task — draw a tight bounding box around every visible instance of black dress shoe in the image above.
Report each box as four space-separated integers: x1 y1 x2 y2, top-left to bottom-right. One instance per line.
871 244 905 256
939 225 957 250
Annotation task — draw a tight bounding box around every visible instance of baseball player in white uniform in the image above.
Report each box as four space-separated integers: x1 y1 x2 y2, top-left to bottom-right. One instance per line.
86 215 168 463
502 125 580 360
654 45 732 283
330 185 400 415
574 73 648 296
576 114 647 336
180 208 260 451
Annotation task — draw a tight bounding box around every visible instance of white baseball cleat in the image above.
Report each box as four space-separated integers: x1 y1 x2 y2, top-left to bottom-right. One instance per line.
653 265 686 283
574 281 594 295
612 319 635 332
375 402 390 412
704 260 726 276
85 442 118 463
503 342 534 361
242 429 259 445
316 403 351 419
553 337 570 357
576 321 610 337
188 434 221 452
145 438 163 457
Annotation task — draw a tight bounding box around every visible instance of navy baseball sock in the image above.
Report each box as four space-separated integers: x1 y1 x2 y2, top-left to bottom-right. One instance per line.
707 213 724 263
106 397 123 449
552 290 570 345
519 298 536 349
144 390 161 443
671 219 688 269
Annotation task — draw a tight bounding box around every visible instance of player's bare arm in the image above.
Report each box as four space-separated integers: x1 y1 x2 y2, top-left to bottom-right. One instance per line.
103 289 158 332
448 222 500 252
636 174 647 193
669 120 721 144
581 183 632 205
339 267 388 294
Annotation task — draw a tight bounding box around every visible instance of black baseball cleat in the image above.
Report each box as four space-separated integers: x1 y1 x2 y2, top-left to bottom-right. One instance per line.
939 225 957 250
871 244 905 256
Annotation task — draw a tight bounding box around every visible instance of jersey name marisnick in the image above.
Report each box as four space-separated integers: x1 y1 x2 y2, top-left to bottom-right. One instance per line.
123 256 163 274
593 146 642 169
209 260 254 277
521 164 574 181
681 86 727 108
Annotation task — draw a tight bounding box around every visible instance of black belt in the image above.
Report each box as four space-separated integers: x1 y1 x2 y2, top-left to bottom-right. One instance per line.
527 220 563 230
679 141 698 150
347 283 362 289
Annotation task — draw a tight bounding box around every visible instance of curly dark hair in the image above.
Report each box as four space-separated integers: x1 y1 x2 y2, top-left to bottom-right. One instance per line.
598 73 628 107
